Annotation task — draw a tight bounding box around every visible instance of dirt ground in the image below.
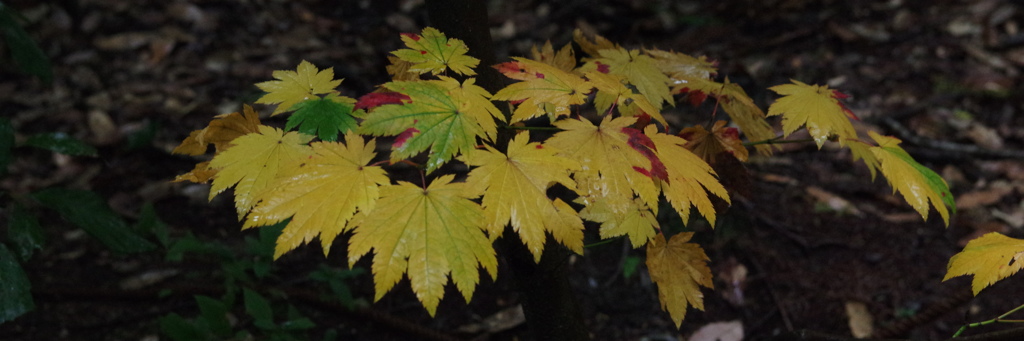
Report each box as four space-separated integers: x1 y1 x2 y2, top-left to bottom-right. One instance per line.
3 0 1024 340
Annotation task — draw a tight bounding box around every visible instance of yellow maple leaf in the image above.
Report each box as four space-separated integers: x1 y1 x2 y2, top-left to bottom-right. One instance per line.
578 197 658 248
173 104 263 156
208 125 314 218
846 138 880 180
944 232 1024 295
582 47 673 111
492 57 593 123
385 55 420 82
529 41 577 72
173 161 216 184
868 131 954 225
391 27 479 76
347 174 497 316
545 116 660 215
716 81 776 156
572 28 617 57
255 60 342 115
645 48 717 91
461 132 584 261
585 71 668 127
244 134 390 259
646 232 714 327
767 79 857 148
647 126 730 226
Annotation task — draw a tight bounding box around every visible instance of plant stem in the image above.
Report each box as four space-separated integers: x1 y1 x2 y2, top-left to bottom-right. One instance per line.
584 237 623 248
953 303 1024 337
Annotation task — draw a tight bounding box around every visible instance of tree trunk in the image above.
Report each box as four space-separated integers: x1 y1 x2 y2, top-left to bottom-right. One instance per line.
423 1 590 340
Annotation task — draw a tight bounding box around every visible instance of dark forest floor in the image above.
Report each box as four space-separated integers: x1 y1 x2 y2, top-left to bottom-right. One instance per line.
3 0 1024 340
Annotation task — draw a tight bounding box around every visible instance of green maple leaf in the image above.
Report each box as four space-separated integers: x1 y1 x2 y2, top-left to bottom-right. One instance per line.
255 60 342 115
285 93 362 142
347 174 497 316
358 77 503 172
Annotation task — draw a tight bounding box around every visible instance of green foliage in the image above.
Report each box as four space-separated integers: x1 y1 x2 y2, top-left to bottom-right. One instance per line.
24 132 98 156
308 265 365 310
6 202 44 261
0 118 12 174
286 94 361 142
33 188 156 253
0 2 52 83
0 243 33 323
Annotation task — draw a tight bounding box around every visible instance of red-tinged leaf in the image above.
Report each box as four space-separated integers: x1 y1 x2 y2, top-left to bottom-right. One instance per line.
581 48 673 110
393 127 419 149
767 80 858 148
356 92 411 111
684 89 708 107
492 58 593 123
680 121 749 163
359 77 503 172
547 116 661 217
633 113 652 129
647 126 729 226
493 61 534 81
622 127 667 181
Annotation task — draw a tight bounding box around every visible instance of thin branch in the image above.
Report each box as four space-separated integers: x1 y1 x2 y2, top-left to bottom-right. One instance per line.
744 136 815 147
505 125 562 131
953 303 1024 337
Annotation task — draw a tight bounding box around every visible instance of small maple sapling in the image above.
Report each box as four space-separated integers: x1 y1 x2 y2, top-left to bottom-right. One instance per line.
174 27 961 327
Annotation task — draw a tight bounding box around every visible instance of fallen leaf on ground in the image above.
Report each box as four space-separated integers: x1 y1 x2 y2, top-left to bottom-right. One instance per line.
688 320 743 341
456 305 525 334
718 257 748 306
845 301 874 338
806 186 863 216
956 181 1013 210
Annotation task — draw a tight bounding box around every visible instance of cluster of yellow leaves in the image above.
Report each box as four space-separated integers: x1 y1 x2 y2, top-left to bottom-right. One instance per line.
171 26 963 327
